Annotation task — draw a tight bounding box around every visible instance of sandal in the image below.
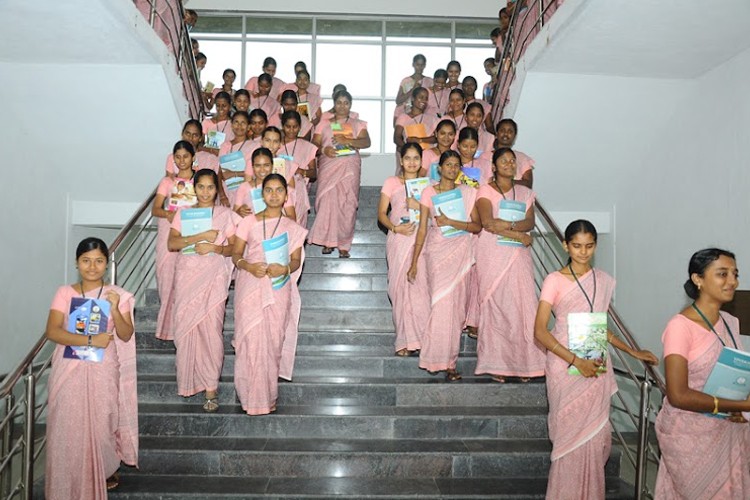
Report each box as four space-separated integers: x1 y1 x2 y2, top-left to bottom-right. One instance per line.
519 377 531 383
491 375 506 383
466 326 478 339
322 247 335 255
203 397 219 413
338 249 351 258
445 370 462 382
395 348 410 357
106 472 120 491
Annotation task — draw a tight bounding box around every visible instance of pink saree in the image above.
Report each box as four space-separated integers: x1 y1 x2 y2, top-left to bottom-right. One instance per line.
307 117 367 251
417 185 476 372
474 185 545 378
171 206 237 397
45 285 138 500
280 138 317 228
233 215 307 415
381 177 430 353
155 176 181 341
539 269 617 500
655 313 750 499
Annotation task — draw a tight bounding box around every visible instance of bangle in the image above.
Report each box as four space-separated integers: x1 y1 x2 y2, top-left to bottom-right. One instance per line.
551 343 561 355
286 265 291 276
712 396 720 415
567 354 577 368
236 258 245 268
87 335 93 347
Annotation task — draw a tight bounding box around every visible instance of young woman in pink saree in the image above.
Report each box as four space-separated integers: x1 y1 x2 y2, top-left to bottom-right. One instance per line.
534 220 657 500
475 148 545 382
163 119 219 176
378 143 431 357
308 90 371 258
280 110 317 228
44 237 137 498
234 146 297 221
655 248 750 499
407 151 481 381
231 174 307 415
152 141 197 341
495 118 534 188
168 169 238 412
421 119 456 180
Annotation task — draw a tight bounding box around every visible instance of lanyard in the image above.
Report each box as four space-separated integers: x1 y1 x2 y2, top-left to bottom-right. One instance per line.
80 281 104 300
284 139 298 158
231 140 247 153
691 303 738 349
494 180 515 200
569 264 596 313
263 214 283 240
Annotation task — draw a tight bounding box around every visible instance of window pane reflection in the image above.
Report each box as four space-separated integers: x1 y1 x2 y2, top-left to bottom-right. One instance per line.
316 44 382 97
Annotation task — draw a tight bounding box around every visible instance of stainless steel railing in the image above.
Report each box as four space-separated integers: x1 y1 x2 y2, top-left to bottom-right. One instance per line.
531 198 664 499
0 0 200 496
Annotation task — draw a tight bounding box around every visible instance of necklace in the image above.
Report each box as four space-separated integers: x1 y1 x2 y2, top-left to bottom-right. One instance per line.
569 264 596 312
80 280 104 299
691 302 738 349
262 213 283 240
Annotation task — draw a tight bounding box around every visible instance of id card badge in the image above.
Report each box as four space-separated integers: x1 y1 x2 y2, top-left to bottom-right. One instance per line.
566 312 608 376
278 154 294 162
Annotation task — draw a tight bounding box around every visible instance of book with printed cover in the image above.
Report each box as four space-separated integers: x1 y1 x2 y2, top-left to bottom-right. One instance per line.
331 122 356 156
180 207 213 255
262 232 290 290
167 178 197 211
567 312 608 376
220 151 246 191
63 297 110 363
405 177 430 223
497 199 527 247
703 347 750 418
273 157 286 177
455 167 480 188
249 186 266 214
431 189 467 238
429 162 440 183
204 81 215 93
205 130 226 149
297 102 310 120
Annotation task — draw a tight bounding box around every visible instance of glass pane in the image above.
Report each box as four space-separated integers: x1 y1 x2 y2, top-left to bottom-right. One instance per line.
319 98 383 154
195 40 242 101
454 46 495 97
244 42 312 86
384 45 452 99
386 21 451 43
192 16 242 37
245 17 312 36
384 100 397 154
315 44 382 97
455 21 499 43
317 19 382 38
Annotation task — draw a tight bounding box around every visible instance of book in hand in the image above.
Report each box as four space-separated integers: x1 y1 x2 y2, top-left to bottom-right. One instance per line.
455 167 480 188
567 312 608 375
205 130 226 149
63 297 110 363
204 81 215 93
429 162 440 183
180 207 213 255
431 189 468 238
297 102 310 120
249 187 266 214
405 177 430 223
331 122 356 156
220 151 246 191
702 347 750 418
272 157 286 178
167 178 197 211
497 199 527 247
404 123 429 149
262 231 290 290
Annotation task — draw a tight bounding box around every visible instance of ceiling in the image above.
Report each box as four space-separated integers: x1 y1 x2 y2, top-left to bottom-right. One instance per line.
532 0 750 78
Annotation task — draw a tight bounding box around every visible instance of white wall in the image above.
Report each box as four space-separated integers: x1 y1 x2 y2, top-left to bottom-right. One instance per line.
513 47 750 355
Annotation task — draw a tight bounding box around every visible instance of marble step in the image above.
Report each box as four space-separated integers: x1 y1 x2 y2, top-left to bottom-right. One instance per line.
108 475 634 499
138 403 549 440
138 376 545 407
298 272 388 291
136 352 481 379
307 214 383 231
303 244 387 260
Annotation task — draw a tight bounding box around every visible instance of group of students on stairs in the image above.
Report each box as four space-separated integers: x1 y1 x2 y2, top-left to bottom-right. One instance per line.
37 29 750 499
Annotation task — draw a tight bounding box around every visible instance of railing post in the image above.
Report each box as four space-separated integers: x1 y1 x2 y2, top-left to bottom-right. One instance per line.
634 380 651 500
110 249 117 286
1 394 13 497
539 0 545 28
21 374 35 500
148 0 156 27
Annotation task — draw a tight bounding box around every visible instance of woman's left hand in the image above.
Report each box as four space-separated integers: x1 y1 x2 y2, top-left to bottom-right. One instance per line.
195 242 215 255
323 146 337 158
632 349 659 366
105 291 120 309
727 412 748 424
434 209 450 227
266 263 289 278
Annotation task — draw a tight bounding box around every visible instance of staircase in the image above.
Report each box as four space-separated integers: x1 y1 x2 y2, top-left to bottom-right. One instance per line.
110 186 633 499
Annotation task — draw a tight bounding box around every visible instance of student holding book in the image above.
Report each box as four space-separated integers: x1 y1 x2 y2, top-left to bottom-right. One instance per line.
163 119 219 176
152 141 197 341
308 90 371 258
462 102 496 163
533 220 657 500
378 143 431 357
44 237 137 497
234 147 297 221
280 110 318 228
426 69 450 118
167 169 238 413
461 76 494 132
201 91 234 152
394 87 437 154
244 56 285 99
272 90 313 140
277 69 323 124
421 119 456 180
259 125 307 227
407 150 481 381
456 127 492 186
474 148 544 383
495 118 534 188
249 73 282 119
205 68 237 110
396 54 434 106
654 248 750 498
231 174 307 415
218 111 254 206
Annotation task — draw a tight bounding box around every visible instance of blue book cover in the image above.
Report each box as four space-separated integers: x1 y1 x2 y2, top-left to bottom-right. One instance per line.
63 297 110 363
219 151 246 191
262 232 290 290
249 187 267 214
497 199 527 247
703 347 750 418
455 167 480 188
429 162 440 183
431 189 467 238
405 177 430 223
180 207 213 255
205 130 226 149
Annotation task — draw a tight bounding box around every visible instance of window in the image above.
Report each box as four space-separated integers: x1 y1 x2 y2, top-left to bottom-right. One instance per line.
192 13 495 154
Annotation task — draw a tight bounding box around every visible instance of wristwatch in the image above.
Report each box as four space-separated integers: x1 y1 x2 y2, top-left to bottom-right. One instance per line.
510 221 516 230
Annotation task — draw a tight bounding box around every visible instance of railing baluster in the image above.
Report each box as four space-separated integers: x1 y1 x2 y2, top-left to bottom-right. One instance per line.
1 395 12 497
634 380 652 500
21 375 34 500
